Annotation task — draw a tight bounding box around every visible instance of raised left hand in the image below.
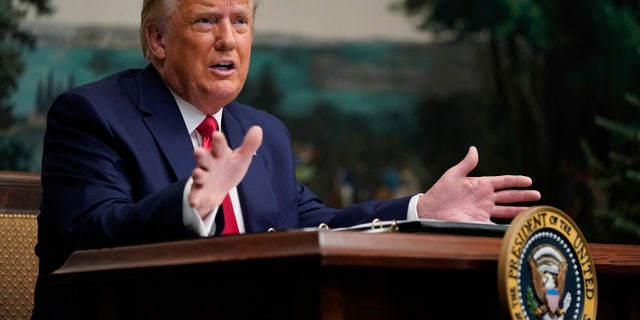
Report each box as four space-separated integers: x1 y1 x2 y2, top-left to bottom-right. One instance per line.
417 146 542 223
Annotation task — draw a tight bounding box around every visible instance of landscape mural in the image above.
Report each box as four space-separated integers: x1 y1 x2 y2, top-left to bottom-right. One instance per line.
2 0 640 244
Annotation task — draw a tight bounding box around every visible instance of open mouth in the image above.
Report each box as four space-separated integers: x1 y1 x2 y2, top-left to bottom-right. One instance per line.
211 61 235 71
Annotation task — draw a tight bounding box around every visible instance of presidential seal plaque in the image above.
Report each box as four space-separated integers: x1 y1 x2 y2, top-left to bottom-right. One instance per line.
498 206 598 320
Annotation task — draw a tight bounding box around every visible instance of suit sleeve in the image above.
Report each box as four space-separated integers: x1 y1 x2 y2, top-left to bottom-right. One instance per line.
37 90 194 274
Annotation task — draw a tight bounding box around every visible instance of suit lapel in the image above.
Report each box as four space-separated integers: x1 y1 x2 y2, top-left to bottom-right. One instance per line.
136 65 196 180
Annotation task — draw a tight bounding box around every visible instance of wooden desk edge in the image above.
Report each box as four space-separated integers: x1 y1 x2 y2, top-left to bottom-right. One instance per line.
50 231 640 278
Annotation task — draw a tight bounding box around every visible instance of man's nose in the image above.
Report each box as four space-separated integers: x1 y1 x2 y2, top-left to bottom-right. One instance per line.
214 20 236 51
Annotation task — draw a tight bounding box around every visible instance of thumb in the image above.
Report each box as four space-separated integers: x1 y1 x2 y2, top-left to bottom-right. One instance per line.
446 146 479 178
237 125 263 156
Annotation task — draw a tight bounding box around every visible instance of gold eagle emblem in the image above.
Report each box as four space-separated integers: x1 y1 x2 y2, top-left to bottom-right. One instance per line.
528 245 570 318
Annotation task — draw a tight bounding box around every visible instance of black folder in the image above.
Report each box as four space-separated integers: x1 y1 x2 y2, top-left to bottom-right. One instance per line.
331 219 509 237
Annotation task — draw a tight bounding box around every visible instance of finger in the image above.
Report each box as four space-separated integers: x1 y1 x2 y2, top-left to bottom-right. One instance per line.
210 131 231 158
191 167 207 185
494 189 542 204
236 126 263 157
490 175 534 190
490 206 532 219
193 148 213 169
446 146 479 178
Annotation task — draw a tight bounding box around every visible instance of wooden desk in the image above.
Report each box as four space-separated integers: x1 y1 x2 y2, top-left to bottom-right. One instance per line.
46 231 640 319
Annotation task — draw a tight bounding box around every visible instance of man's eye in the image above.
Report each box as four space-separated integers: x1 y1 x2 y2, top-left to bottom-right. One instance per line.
196 18 215 24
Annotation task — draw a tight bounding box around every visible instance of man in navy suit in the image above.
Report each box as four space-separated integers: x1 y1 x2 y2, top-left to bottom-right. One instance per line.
32 0 541 318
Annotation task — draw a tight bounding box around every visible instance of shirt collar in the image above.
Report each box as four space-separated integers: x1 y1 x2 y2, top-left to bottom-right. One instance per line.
169 89 224 134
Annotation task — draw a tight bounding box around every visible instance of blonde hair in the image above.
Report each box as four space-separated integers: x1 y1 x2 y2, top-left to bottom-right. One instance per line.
140 0 260 61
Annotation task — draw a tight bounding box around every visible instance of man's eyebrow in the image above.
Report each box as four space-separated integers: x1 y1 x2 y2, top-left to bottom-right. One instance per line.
231 5 252 16
202 3 252 13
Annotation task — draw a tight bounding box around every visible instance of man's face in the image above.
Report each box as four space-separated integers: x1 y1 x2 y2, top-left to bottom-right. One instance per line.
152 0 254 113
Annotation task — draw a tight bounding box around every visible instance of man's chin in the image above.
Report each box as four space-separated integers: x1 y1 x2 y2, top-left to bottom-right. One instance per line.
199 85 243 107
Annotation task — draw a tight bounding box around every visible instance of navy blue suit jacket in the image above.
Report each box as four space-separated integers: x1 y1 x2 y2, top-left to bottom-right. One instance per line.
33 65 413 319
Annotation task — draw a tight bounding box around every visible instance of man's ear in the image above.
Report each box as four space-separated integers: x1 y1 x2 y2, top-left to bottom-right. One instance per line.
146 24 166 60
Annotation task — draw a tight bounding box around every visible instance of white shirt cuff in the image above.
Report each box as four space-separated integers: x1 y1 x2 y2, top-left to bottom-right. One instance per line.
182 177 218 236
407 193 422 221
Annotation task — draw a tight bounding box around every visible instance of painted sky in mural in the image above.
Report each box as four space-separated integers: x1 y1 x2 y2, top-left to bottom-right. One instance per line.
32 0 428 42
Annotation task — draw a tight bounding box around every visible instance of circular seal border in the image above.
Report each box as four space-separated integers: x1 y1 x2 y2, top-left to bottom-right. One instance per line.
498 206 598 319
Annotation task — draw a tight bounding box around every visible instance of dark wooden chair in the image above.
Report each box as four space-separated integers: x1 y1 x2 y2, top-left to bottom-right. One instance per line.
0 171 41 319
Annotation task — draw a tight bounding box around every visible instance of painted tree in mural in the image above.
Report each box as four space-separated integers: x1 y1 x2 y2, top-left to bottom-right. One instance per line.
0 0 53 128
392 0 640 243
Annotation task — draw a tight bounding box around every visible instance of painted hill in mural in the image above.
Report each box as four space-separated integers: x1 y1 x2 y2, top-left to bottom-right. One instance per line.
14 23 484 118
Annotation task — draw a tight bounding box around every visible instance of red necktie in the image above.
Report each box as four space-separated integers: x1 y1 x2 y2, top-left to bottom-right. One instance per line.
196 115 240 235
